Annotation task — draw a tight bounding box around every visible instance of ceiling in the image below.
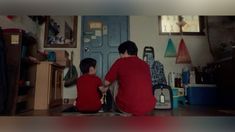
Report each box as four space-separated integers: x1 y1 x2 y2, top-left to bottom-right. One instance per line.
0 0 235 15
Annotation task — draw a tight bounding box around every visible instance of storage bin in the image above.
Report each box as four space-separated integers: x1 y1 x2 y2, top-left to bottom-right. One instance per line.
171 88 179 109
172 88 178 96
173 96 179 108
186 84 217 105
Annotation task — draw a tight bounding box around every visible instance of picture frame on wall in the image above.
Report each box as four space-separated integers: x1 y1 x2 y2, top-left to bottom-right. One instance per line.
44 16 78 48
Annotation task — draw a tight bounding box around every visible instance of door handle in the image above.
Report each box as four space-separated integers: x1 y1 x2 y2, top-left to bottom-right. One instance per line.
84 47 90 52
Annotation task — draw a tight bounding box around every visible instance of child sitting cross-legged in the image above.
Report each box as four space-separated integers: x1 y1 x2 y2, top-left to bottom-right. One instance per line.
74 58 104 113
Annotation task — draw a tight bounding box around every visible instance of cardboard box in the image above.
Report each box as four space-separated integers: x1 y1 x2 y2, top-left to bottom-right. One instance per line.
54 50 69 60
56 59 70 67
186 84 217 105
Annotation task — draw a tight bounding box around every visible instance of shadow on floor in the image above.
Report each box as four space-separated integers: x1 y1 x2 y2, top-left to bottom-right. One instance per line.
17 104 235 116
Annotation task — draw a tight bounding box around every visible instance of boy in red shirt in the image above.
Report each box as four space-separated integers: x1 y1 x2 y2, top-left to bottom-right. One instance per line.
74 58 103 113
102 41 156 116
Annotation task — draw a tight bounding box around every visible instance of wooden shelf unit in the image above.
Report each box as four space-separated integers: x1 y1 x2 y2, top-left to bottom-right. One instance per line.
34 61 64 110
3 29 38 115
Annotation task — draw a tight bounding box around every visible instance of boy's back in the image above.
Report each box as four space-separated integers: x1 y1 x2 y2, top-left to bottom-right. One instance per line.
105 56 156 115
76 74 102 112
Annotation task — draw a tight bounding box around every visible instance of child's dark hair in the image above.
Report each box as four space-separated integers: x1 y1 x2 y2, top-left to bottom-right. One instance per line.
79 58 96 74
118 40 138 55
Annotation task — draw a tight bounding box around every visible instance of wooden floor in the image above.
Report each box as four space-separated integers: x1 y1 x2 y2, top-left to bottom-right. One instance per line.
17 104 235 116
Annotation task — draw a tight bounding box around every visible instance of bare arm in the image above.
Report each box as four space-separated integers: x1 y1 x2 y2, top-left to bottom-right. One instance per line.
99 80 111 93
104 80 111 87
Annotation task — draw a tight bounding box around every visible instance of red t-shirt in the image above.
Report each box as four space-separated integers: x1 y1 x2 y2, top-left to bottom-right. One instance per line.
76 74 102 112
105 56 156 115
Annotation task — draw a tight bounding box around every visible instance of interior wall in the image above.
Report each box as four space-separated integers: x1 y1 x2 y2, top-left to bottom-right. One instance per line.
41 16 214 99
0 16 38 36
0 16 80 99
129 16 214 77
38 17 81 99
0 16 214 99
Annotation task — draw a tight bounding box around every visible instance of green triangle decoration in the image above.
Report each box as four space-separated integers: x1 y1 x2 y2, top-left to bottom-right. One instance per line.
176 38 192 64
164 38 177 57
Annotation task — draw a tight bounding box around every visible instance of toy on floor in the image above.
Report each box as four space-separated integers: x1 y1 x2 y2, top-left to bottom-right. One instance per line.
153 84 173 110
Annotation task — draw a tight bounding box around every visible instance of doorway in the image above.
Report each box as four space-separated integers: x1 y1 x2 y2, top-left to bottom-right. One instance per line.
81 16 129 79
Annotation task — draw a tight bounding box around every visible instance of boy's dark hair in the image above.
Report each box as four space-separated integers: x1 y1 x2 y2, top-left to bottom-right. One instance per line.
79 58 96 74
118 40 138 55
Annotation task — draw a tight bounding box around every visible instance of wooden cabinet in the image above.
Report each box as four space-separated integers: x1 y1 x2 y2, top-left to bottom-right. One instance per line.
213 50 235 107
3 29 39 115
34 62 64 110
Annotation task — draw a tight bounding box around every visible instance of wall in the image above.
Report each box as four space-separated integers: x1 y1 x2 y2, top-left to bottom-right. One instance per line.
60 16 213 99
0 16 80 99
130 16 213 77
1 16 214 99
0 16 38 36
38 17 82 99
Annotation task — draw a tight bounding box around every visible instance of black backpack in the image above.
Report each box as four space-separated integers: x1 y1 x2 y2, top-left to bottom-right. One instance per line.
100 89 113 112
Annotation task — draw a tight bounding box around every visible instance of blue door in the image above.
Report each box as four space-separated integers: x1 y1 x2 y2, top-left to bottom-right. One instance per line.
81 16 129 79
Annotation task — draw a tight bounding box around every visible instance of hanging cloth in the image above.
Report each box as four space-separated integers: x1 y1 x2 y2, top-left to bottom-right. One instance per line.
176 38 192 64
164 38 176 57
64 51 78 87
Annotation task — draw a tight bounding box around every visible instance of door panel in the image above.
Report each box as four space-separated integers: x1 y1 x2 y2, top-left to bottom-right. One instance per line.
89 52 103 79
82 16 129 79
108 52 119 70
108 23 121 47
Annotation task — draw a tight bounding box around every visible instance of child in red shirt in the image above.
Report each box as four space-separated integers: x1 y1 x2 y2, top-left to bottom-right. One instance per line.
102 41 156 116
74 58 103 113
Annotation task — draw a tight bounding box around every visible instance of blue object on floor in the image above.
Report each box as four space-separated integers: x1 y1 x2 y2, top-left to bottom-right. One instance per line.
173 96 179 109
172 88 178 96
178 96 186 105
172 88 179 109
186 84 217 105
